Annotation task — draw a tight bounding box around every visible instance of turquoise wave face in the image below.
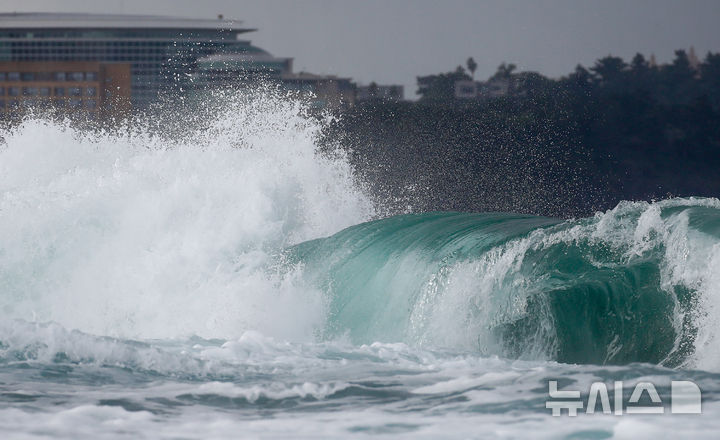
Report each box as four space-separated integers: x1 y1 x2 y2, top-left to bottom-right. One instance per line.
287 198 720 368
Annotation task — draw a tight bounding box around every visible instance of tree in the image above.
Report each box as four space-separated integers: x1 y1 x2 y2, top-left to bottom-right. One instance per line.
492 62 517 79
514 71 554 100
369 81 379 99
569 64 593 88
701 52 720 110
467 57 478 79
630 53 649 73
628 53 656 93
665 50 695 83
660 50 699 104
591 56 628 86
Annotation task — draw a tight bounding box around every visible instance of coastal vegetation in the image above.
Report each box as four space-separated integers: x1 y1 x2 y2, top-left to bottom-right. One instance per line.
328 50 720 217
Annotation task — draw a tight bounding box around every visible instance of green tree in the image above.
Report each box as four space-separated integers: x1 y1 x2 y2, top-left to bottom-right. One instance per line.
667 50 695 81
591 56 628 86
628 53 657 93
701 52 720 110
467 57 478 79
492 62 517 79
660 50 699 104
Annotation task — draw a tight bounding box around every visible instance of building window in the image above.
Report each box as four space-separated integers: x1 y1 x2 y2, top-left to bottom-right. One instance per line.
54 87 65 96
0 100 4 108
86 87 96 97
54 72 66 81
21 72 35 81
22 87 38 96
85 99 96 109
69 72 84 81
85 72 98 81
8 87 20 96
68 99 82 108
39 87 51 97
0 73 5 81
8 72 20 81
0 87 4 95
69 87 82 96
53 99 65 108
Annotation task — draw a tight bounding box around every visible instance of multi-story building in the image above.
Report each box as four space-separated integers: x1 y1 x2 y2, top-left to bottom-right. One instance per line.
0 12 270 117
453 77 513 100
0 61 131 119
0 12 359 118
281 72 355 109
191 53 356 109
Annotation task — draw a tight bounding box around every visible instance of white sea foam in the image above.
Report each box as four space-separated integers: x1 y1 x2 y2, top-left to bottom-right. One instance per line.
0 94 373 341
2 95 720 439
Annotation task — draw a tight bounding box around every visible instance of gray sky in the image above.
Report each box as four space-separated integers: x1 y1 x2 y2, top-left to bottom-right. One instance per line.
4 0 720 98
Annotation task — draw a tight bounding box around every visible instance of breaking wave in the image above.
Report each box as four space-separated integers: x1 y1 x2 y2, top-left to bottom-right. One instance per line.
2 94 719 371
291 198 720 369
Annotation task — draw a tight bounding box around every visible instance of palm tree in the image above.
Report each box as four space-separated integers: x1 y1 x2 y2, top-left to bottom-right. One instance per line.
467 57 477 79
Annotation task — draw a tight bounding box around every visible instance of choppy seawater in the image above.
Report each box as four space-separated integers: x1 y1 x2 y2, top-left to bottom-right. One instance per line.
2 96 720 438
3 323 720 439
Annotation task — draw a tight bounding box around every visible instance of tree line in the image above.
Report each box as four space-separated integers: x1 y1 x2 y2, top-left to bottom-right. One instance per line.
323 50 720 218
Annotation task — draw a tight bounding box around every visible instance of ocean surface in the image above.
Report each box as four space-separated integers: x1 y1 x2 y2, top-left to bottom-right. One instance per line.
1 97 720 439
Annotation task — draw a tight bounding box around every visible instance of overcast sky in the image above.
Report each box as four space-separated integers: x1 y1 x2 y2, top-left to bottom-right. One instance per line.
3 0 720 98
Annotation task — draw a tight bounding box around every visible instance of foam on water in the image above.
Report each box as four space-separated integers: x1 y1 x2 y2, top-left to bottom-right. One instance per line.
2 321 720 439
2 94 720 438
0 93 373 341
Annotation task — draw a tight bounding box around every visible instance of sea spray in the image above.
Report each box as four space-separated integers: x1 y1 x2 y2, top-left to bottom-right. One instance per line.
0 93 374 340
2 94 720 439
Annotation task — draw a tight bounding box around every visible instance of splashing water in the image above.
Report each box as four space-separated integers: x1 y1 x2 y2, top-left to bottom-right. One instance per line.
1 94 719 439
0 94 373 341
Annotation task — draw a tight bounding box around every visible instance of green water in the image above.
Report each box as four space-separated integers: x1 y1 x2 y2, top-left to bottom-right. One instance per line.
288 199 720 367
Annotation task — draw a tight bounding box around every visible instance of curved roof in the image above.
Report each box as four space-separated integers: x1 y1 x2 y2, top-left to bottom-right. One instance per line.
0 12 255 33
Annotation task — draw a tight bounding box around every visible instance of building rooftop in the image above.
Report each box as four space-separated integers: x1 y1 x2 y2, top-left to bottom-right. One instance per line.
198 53 286 63
0 12 254 32
282 72 352 82
197 53 292 73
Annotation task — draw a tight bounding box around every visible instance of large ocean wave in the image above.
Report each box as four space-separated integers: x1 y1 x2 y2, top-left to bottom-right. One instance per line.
290 199 720 369
2 96 719 373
